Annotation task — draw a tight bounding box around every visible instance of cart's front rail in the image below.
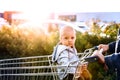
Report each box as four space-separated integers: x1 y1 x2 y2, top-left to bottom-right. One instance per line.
0 55 58 80
0 53 88 80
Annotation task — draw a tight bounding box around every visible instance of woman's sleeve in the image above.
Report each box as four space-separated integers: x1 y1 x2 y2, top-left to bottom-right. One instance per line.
105 54 120 70
108 40 120 53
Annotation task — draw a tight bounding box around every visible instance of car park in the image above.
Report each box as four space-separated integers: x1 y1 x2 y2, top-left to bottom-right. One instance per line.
42 19 90 34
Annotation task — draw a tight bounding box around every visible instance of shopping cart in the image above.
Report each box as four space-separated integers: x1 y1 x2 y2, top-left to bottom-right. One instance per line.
0 55 56 80
0 47 99 80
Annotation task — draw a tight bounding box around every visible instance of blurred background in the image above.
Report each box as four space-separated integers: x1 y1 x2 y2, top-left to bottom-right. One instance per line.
0 0 120 79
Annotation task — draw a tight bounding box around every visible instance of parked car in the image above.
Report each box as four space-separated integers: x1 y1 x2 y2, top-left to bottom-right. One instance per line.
42 19 90 33
72 21 90 33
18 19 91 35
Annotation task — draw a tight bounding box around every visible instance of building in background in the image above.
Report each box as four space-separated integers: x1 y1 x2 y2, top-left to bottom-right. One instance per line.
52 12 120 23
0 11 120 27
0 11 25 25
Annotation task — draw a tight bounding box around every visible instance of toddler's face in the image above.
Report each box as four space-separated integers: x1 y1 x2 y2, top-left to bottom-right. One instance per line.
60 30 76 48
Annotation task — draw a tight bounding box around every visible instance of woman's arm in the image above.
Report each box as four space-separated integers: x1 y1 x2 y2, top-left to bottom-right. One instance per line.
98 41 120 53
109 41 120 53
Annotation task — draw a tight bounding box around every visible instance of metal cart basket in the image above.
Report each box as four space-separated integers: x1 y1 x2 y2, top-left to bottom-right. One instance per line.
0 48 95 80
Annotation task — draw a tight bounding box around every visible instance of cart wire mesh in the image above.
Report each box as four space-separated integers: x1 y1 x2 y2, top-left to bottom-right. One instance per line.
0 55 59 80
0 50 93 80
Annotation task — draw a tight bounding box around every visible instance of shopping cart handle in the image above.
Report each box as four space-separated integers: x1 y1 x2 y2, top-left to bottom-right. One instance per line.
84 56 98 63
92 46 98 50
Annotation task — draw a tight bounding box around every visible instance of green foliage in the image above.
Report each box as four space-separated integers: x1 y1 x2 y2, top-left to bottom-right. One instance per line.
0 26 26 58
104 23 120 38
0 25 59 58
75 32 115 53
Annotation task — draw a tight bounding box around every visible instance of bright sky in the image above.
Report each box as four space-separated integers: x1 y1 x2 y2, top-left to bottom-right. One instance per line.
0 0 120 23
0 0 120 33
0 0 120 13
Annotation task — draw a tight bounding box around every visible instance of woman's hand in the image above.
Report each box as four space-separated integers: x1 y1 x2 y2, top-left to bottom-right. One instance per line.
91 50 105 64
98 44 109 53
